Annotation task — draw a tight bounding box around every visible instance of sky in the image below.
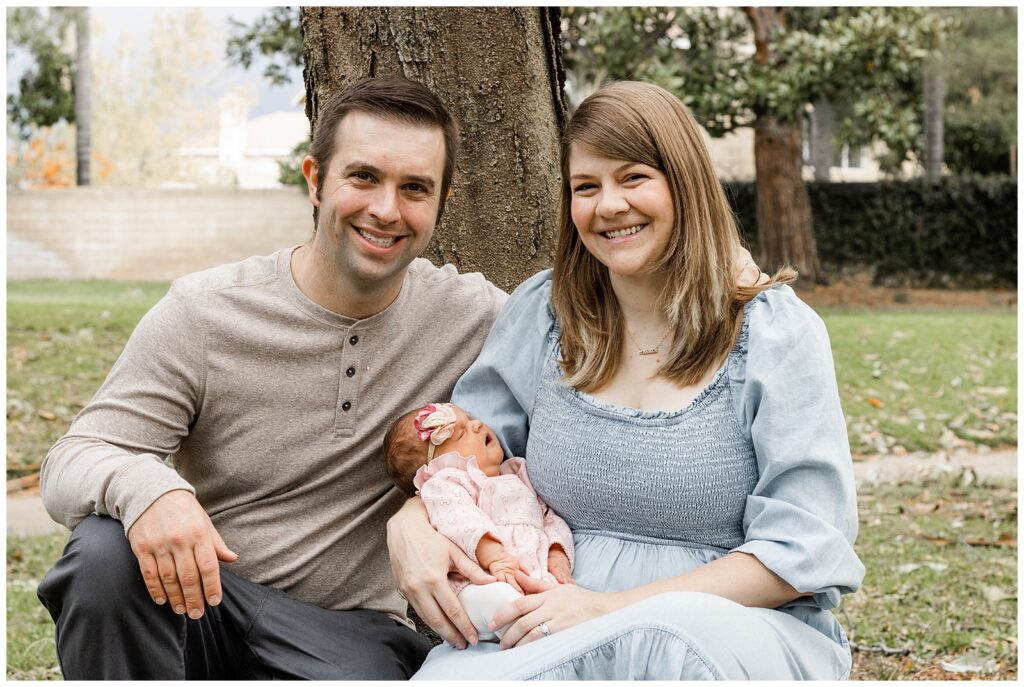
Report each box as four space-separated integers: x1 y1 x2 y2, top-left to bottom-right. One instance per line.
7 6 305 118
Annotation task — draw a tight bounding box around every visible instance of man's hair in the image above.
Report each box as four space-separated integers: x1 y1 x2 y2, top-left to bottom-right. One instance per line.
551 81 795 392
383 407 428 496
309 76 460 222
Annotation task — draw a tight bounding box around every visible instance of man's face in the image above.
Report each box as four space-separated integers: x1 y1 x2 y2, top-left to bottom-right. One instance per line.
304 111 446 294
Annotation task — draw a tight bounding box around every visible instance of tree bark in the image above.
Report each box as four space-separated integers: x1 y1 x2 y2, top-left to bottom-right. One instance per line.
743 6 819 284
299 7 565 291
753 117 819 283
73 7 91 186
810 97 834 182
923 53 945 179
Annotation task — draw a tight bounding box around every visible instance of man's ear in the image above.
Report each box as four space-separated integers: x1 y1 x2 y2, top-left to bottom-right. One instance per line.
302 156 320 207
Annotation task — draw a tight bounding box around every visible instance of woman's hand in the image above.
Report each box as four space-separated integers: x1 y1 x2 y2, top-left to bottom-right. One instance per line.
490 573 622 649
387 498 496 649
547 547 575 585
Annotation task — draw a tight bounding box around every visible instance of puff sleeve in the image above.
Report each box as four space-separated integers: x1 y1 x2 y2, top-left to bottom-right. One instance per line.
729 286 865 609
451 269 557 458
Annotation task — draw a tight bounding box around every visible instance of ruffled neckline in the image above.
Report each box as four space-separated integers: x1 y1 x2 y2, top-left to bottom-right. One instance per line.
413 452 526 493
551 292 763 422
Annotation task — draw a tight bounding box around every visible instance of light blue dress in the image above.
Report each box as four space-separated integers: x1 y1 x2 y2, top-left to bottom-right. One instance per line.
413 270 865 680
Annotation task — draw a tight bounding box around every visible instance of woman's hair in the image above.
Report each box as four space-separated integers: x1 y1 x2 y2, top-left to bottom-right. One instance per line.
382 408 426 496
551 81 796 391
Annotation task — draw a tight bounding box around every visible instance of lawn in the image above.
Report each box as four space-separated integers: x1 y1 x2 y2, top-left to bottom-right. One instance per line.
822 309 1017 455
6 282 1017 474
8 476 1017 680
5 280 1019 680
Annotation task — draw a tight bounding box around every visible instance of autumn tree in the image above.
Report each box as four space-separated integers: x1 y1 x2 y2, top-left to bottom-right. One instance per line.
7 6 91 185
299 7 565 291
562 6 948 284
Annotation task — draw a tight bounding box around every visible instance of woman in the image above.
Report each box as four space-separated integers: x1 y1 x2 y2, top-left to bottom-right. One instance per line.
391 81 864 680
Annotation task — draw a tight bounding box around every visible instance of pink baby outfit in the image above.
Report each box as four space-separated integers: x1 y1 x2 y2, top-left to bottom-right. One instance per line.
413 452 575 595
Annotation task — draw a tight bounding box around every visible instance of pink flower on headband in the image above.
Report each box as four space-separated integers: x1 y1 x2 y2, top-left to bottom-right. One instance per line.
413 403 458 461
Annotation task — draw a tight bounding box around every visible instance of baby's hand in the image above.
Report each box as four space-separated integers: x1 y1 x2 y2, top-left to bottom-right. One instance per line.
547 547 574 585
489 555 525 593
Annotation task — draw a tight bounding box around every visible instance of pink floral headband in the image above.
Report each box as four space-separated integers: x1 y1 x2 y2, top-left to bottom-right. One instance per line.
413 403 457 462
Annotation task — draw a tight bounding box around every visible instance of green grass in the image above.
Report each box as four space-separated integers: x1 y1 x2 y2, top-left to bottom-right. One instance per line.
4 281 1018 679
7 281 169 472
843 476 1017 680
6 533 67 680
8 480 1016 680
820 309 1016 455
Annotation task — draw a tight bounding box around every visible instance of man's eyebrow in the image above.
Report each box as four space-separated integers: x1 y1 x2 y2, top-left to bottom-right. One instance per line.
341 162 437 189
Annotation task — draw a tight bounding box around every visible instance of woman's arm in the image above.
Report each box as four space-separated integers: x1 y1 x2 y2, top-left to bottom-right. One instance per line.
492 551 802 649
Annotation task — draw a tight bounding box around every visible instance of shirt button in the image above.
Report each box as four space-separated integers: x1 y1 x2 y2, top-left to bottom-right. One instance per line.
349 335 359 346
342 401 352 411
346 367 355 377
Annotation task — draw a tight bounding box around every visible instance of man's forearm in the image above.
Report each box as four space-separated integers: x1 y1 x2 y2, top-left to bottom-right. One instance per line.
41 435 191 531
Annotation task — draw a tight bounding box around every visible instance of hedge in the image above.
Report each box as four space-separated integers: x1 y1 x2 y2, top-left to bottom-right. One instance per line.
725 176 1017 288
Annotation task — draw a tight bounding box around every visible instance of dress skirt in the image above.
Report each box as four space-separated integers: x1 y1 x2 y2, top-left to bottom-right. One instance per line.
413 531 852 680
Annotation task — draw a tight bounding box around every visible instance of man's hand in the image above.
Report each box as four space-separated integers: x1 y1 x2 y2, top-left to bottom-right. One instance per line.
547 546 574 585
387 498 496 649
127 489 237 620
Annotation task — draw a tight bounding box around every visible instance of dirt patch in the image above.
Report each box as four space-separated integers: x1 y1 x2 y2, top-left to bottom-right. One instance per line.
795 273 1017 310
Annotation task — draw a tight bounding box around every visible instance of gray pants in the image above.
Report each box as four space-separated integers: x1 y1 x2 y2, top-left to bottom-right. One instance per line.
37 515 431 679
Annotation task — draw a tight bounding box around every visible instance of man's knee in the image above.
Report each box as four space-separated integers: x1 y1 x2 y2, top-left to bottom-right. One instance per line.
38 515 141 616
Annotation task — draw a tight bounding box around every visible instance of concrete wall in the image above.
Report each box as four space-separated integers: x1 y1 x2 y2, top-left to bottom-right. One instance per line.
7 188 314 281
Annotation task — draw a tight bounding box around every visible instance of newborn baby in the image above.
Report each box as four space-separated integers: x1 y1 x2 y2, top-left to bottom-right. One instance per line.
384 402 574 641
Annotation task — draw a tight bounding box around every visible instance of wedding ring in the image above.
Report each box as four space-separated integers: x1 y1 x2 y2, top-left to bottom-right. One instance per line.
538 622 551 637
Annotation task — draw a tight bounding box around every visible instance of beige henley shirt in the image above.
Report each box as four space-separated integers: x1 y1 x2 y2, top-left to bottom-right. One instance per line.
40 246 507 623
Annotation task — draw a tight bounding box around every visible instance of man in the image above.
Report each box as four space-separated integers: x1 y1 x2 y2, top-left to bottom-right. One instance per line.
37 76 505 679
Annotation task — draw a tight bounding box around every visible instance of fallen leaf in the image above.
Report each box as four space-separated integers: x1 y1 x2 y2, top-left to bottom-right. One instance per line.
919 535 951 546
36 409 57 421
867 397 884 408
940 655 997 674
983 586 1014 603
963 535 1016 548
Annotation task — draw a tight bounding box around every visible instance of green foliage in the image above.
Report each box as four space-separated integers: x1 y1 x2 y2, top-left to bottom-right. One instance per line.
226 6 304 86
940 8 1017 175
6 7 82 138
278 137 310 187
562 7 948 170
728 177 1017 288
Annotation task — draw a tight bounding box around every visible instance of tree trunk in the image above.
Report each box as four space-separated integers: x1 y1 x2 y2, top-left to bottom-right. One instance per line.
923 53 945 179
743 6 820 285
299 7 565 292
753 117 820 284
73 7 91 186
810 97 834 182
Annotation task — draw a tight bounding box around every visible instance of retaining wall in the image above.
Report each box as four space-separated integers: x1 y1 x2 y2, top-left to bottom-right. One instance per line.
7 188 315 281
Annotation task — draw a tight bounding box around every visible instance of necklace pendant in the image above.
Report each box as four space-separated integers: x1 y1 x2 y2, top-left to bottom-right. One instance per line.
638 347 658 355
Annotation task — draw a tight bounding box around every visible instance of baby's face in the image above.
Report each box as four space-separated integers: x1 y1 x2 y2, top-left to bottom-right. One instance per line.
433 406 505 474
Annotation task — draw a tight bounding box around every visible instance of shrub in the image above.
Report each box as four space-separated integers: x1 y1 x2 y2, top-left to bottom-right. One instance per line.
727 176 1017 288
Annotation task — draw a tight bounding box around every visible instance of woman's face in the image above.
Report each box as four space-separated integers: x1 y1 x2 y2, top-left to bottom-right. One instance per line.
567 144 675 281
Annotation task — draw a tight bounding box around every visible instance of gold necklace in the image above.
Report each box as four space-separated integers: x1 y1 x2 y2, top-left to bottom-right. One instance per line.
624 323 672 356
